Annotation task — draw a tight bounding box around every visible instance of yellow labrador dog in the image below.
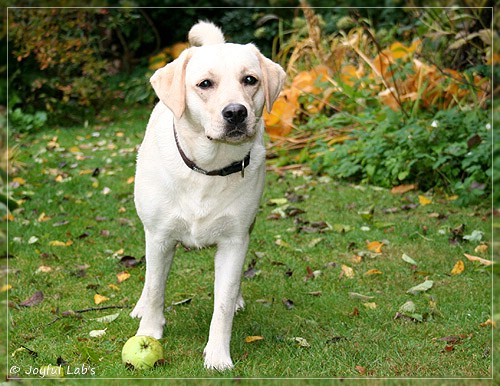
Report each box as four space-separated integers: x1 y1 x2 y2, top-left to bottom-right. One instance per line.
131 21 285 370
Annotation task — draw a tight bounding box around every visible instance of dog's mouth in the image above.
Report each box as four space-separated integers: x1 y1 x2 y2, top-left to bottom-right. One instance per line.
226 128 246 138
206 124 253 143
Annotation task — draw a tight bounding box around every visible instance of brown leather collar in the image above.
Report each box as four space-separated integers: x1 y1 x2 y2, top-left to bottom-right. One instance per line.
173 125 250 178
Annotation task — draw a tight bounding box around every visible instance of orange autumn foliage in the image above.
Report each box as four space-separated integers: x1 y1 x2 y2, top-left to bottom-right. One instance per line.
264 35 488 138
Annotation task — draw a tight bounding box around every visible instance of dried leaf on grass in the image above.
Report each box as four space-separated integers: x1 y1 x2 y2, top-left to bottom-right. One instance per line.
366 241 383 253
116 271 130 283
89 329 107 338
475 244 488 254
391 184 417 194
480 319 496 328
450 260 465 275
119 255 143 268
418 195 432 206
91 312 120 323
94 294 109 305
340 264 355 279
244 258 261 279
245 336 264 343
48 240 73 247
398 300 416 313
464 253 493 266
364 269 382 276
355 365 367 375
406 280 433 295
290 337 311 348
401 253 417 265
20 290 44 307
36 265 53 273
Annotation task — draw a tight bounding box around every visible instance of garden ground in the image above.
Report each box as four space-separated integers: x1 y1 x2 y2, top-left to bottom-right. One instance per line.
3 106 495 382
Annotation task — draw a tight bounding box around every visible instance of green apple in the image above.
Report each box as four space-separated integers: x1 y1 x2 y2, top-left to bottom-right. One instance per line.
121 335 164 370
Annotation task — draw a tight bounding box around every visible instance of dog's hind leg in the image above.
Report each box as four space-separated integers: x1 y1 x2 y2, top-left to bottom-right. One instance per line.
235 289 245 313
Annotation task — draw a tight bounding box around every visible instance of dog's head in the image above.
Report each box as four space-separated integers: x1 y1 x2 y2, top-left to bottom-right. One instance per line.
150 21 286 143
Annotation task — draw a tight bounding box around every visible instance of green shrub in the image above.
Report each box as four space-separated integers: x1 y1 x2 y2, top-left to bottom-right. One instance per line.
8 9 111 125
8 8 161 128
9 108 48 133
310 107 491 205
107 65 156 107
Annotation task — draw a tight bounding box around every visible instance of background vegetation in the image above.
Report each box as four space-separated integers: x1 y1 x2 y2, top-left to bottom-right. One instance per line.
4 1 496 206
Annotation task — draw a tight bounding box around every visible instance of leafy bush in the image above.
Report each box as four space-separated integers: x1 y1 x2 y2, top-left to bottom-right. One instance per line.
309 107 491 205
8 8 162 128
264 4 492 205
9 108 48 133
9 9 111 125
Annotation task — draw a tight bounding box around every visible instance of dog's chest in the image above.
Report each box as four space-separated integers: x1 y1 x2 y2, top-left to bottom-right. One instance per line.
169 180 240 247
176 215 233 248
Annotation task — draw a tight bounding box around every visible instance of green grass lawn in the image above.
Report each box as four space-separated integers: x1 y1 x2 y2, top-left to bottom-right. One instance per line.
4 107 494 382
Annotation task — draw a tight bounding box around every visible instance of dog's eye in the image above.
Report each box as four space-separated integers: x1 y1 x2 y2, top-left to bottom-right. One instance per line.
197 79 213 89
243 76 258 86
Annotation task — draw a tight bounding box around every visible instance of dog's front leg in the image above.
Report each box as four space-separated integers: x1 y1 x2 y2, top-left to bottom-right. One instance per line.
130 229 175 339
204 235 249 371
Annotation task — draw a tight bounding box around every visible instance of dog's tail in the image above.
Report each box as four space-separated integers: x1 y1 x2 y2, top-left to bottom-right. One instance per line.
188 21 225 46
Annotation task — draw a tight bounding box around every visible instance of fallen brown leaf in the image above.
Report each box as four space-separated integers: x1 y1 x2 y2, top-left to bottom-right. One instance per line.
20 291 44 307
464 253 494 266
94 294 109 305
355 365 367 375
340 264 355 279
116 271 131 283
450 260 465 275
364 269 382 276
245 336 264 343
119 256 143 268
480 319 496 328
391 184 417 194
366 241 383 253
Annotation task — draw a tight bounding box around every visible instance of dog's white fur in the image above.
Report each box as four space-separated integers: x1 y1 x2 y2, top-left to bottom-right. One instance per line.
130 21 285 371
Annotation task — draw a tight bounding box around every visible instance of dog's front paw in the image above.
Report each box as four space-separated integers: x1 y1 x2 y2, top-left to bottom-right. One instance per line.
203 344 233 371
133 309 166 340
136 321 164 340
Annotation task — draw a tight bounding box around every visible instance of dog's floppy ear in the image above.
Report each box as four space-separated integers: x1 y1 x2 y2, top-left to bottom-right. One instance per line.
150 49 192 119
253 47 286 113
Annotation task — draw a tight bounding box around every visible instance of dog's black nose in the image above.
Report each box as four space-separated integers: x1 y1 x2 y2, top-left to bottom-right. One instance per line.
222 104 248 125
